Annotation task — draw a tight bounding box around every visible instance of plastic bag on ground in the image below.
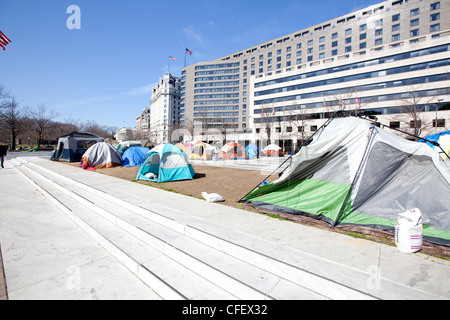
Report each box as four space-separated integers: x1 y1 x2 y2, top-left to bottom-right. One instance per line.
395 208 423 253
201 192 224 203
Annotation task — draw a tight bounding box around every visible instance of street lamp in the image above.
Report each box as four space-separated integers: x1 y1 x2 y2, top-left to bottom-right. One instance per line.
436 98 444 131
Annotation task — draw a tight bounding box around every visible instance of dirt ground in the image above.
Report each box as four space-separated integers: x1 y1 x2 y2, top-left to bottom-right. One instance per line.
94 164 277 209
68 162 449 258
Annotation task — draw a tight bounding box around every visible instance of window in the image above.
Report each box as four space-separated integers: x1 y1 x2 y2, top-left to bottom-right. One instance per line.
296 58 302 64
392 14 400 22
410 29 419 37
319 52 325 59
433 119 445 127
360 33 367 40
360 24 367 31
345 46 352 53
392 24 400 32
286 53 291 59
431 23 440 32
332 32 338 39
345 37 352 44
375 18 383 26
319 36 325 43
431 2 440 11
331 49 338 56
332 41 338 47
410 18 419 27
345 28 352 35
410 8 419 17
296 43 302 49
277 49 281 55
310 125 318 131
409 120 422 129
430 13 440 21
375 28 383 36
390 121 400 129
392 34 400 42
308 40 313 46
319 44 325 51
360 42 367 49
307 55 313 62
286 46 291 52
307 48 313 54
296 51 302 57
375 38 383 45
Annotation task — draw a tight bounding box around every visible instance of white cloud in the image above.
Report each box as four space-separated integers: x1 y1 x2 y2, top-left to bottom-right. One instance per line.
182 25 207 48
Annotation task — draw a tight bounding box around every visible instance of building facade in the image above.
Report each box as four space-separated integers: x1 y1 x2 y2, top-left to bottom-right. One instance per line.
181 0 450 151
136 107 151 139
149 72 182 144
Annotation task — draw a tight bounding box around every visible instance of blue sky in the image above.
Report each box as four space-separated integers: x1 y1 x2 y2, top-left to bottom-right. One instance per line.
0 0 381 129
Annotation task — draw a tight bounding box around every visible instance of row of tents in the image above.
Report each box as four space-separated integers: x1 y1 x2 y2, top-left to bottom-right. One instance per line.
50 121 450 246
176 141 283 160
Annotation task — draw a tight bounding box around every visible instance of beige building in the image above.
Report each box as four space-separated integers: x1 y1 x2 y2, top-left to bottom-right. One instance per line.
181 0 450 151
150 72 181 144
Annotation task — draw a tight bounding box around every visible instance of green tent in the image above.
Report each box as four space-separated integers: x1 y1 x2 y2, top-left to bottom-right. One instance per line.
240 117 450 246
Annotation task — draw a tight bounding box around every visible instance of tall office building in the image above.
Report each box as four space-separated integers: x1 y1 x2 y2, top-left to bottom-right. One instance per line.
149 72 181 144
181 0 450 151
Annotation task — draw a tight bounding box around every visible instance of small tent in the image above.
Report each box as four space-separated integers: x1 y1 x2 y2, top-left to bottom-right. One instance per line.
81 142 123 169
420 130 450 161
186 141 216 160
116 141 142 155
219 142 248 160
245 143 260 159
240 117 450 246
136 144 195 183
175 142 186 153
51 132 104 162
122 146 150 167
263 144 283 157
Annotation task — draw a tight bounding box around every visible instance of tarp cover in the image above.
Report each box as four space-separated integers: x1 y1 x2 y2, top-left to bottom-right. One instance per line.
81 142 123 169
241 117 450 246
122 146 150 167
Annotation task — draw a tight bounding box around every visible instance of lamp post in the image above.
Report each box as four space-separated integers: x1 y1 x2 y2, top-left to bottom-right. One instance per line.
436 98 443 132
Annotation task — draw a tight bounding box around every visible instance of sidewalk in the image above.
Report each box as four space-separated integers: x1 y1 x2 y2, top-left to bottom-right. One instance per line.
1 156 449 300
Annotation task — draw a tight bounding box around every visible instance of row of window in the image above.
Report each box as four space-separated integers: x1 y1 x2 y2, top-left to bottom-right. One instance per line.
254 59 450 98
254 87 450 117
255 44 449 88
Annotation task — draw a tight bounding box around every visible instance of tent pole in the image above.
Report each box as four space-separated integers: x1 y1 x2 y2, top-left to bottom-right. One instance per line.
332 125 376 228
351 112 450 160
238 111 343 203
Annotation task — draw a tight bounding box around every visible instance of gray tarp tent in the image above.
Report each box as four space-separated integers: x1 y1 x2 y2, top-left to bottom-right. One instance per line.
51 132 104 162
241 116 450 246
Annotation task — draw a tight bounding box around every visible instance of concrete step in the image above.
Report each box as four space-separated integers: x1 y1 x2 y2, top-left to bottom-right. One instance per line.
11 157 375 300
13 157 447 300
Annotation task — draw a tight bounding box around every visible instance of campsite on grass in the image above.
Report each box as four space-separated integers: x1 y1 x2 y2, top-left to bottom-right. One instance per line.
49 115 450 255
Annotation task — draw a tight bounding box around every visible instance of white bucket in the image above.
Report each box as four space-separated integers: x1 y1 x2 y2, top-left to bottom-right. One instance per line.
395 208 423 253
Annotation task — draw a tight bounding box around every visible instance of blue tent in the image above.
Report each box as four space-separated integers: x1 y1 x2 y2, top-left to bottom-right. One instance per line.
245 143 260 159
122 147 150 167
136 144 195 183
419 130 450 160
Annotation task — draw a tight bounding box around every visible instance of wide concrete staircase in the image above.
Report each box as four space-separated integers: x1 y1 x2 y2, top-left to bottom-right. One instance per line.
8 157 444 300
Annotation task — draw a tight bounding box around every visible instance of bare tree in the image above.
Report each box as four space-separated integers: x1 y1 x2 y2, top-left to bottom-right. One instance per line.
0 98 26 149
28 104 59 147
397 86 434 138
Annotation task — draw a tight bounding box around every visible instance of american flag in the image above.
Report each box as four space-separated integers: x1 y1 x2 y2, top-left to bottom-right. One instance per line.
0 30 11 51
169 56 176 61
185 48 192 55
356 96 361 106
